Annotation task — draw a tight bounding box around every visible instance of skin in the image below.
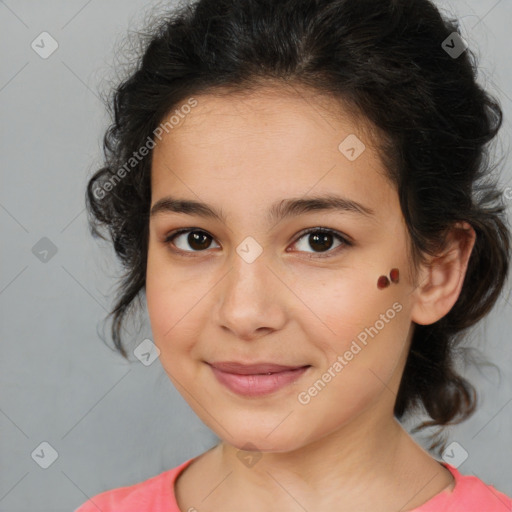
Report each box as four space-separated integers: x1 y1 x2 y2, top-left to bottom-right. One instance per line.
145 85 476 512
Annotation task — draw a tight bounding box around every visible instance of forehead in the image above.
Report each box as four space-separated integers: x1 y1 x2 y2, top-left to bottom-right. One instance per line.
150 86 398 225
162 85 369 141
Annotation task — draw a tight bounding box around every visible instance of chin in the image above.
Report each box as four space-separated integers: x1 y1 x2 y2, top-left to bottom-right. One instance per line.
220 427 310 454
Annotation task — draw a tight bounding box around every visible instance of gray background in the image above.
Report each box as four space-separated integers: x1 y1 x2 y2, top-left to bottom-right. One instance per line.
0 0 511 510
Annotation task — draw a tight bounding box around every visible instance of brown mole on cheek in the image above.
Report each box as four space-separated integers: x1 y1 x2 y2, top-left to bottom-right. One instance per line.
377 268 400 289
377 275 390 289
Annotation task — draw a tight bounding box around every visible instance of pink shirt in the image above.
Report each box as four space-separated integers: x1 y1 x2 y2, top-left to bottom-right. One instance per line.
74 457 512 511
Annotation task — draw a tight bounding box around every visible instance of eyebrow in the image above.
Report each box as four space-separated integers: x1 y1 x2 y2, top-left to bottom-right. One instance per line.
150 193 376 225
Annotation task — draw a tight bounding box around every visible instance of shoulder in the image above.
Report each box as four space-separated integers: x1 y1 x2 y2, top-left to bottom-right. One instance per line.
417 463 512 512
450 468 512 511
73 457 196 512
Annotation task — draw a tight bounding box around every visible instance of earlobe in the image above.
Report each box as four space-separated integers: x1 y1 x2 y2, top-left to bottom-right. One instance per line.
410 222 476 326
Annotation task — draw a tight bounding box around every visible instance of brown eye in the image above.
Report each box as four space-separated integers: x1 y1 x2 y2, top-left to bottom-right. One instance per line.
308 232 335 252
164 229 220 252
291 228 352 256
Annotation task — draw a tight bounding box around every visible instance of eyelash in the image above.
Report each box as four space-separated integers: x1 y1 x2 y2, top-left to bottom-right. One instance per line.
163 227 352 258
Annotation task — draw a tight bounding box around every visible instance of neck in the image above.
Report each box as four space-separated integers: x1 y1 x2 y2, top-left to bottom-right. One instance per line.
205 407 432 511
220 412 404 488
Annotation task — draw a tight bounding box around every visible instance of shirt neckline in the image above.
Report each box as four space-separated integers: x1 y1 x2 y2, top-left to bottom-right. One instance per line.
168 457 460 511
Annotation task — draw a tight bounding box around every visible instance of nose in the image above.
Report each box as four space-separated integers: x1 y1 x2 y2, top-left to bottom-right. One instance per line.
215 252 287 341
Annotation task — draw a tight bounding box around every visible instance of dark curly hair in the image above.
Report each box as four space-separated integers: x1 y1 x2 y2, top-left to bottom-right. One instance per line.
86 0 511 456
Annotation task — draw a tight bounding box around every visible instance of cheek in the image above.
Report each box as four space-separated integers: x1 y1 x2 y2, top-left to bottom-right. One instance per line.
145 246 221 371
300 267 406 354
146 277 203 387
145 248 197 355
295 282 409 428
295 267 411 411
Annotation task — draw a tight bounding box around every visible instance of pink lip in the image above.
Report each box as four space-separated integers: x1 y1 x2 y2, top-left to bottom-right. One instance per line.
208 361 311 397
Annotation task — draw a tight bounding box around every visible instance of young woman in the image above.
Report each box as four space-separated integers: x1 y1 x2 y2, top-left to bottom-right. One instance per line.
76 0 511 510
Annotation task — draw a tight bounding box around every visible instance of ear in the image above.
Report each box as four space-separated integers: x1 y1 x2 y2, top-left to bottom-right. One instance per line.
410 221 476 326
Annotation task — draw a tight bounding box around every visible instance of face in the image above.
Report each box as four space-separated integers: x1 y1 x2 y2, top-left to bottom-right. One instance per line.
146 86 418 452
